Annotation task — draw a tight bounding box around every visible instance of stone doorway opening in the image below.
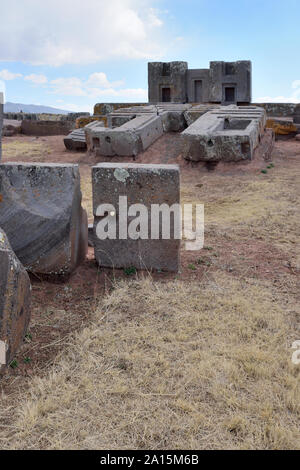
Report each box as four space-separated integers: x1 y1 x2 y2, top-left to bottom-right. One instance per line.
161 87 171 102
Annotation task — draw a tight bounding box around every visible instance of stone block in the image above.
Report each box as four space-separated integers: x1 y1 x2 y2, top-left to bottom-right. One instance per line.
0 163 88 275
21 119 73 136
182 106 266 162
0 227 31 373
88 114 163 157
266 117 297 136
92 163 180 272
293 104 300 124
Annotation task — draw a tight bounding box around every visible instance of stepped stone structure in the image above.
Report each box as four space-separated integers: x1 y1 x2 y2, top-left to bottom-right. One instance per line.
0 228 31 372
0 163 88 275
148 60 251 105
92 163 180 272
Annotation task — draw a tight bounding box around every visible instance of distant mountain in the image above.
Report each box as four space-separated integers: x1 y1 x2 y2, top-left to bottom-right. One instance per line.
4 102 72 114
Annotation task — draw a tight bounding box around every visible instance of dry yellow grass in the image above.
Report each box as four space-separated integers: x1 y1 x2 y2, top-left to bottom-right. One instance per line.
0 273 299 450
2 139 51 162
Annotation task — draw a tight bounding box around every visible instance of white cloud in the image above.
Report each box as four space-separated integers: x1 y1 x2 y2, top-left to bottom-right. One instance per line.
147 8 163 27
24 74 48 84
0 69 22 80
48 72 146 101
54 102 92 113
255 81 300 103
0 0 166 66
86 73 123 89
50 77 87 96
292 80 300 89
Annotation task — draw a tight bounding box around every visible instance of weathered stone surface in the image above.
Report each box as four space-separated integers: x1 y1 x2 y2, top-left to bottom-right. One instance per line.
0 227 31 373
266 117 297 136
0 93 3 161
209 61 251 104
75 116 101 129
148 60 251 104
253 128 275 161
88 114 163 157
182 106 266 162
64 120 103 151
21 119 73 136
64 128 87 151
293 104 300 124
94 103 147 116
0 163 88 275
148 61 188 103
184 104 220 126
254 103 297 118
92 163 180 272
3 119 21 137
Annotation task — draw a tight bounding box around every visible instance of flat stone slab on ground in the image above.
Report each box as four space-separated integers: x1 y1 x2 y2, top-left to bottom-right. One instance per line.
92 163 180 272
0 163 88 275
0 228 31 373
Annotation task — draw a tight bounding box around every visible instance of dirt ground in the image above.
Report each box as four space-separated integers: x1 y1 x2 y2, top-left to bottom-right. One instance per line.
0 132 299 449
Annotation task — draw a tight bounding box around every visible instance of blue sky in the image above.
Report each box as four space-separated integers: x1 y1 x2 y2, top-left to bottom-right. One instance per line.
1 0 300 113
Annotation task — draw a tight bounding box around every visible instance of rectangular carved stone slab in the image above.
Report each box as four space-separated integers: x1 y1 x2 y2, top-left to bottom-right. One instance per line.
0 163 88 275
92 163 180 272
0 228 31 373
88 114 163 157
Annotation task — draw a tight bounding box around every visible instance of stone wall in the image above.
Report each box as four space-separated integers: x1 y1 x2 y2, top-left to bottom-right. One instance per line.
21 119 74 136
253 103 297 117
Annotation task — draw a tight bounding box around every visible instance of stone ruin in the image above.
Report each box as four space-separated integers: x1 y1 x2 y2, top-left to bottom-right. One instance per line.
0 58 296 371
148 60 251 105
62 59 276 161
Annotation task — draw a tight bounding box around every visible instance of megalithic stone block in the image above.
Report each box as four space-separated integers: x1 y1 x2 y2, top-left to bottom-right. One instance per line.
0 163 88 275
92 163 181 272
0 228 31 372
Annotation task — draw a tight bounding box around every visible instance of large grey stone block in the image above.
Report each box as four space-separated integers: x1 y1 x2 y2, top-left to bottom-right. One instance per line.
0 163 88 275
182 106 266 162
88 114 163 157
0 227 31 373
92 163 180 272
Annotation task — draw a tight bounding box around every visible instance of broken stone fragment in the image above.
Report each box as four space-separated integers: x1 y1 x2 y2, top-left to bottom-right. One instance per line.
0 227 31 373
0 163 88 275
